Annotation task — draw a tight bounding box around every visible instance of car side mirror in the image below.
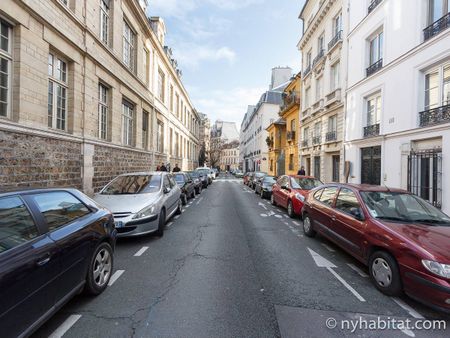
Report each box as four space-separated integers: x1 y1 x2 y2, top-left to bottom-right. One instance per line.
281 185 290 191
350 207 364 221
163 187 171 194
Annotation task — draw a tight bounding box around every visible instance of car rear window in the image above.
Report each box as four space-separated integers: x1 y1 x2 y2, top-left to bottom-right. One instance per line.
102 175 161 195
31 192 90 232
0 196 39 254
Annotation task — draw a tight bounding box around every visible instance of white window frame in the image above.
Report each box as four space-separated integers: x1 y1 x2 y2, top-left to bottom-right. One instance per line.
428 0 450 25
48 53 68 131
100 0 110 45
366 92 382 126
318 33 325 52
0 19 12 118
424 63 450 110
143 48 149 85
157 68 165 102
98 83 108 140
328 115 337 132
333 12 342 36
315 76 323 101
123 20 136 72
142 110 149 150
157 120 164 153
122 99 134 146
368 30 383 66
331 61 340 91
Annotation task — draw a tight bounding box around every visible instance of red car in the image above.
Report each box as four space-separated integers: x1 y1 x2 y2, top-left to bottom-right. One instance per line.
302 183 450 313
271 175 323 218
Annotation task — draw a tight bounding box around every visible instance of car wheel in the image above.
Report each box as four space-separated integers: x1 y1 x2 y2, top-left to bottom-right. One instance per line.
302 214 316 237
182 194 188 205
369 251 402 296
287 200 295 218
155 208 166 237
175 199 182 215
271 193 276 206
85 242 113 295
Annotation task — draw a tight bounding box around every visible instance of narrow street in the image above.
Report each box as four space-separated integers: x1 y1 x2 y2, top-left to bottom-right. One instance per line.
33 175 449 338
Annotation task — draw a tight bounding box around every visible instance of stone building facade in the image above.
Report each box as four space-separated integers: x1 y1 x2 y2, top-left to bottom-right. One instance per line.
0 0 201 194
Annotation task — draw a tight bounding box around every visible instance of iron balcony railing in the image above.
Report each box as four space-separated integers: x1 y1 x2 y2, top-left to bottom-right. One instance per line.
312 135 322 145
313 49 325 67
302 140 309 148
424 12 450 41
419 104 450 127
368 0 382 14
363 123 380 138
328 30 343 50
281 92 300 113
304 64 311 76
366 58 383 77
325 130 337 142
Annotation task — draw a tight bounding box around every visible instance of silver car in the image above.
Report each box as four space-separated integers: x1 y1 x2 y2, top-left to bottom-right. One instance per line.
94 172 181 238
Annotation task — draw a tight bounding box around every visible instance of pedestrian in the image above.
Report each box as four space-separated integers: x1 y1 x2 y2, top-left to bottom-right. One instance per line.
160 162 168 172
156 165 161 171
297 166 306 176
173 163 181 172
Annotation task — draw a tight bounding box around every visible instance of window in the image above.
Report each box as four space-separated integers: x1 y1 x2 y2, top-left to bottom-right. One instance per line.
333 12 342 36
424 64 450 110
367 93 381 126
175 93 180 117
143 48 149 85
32 192 90 231
170 85 174 112
369 31 383 66
158 69 165 101
122 99 134 146
0 196 39 254
305 87 311 108
0 19 12 117
98 83 108 140
314 156 321 179
319 187 338 206
331 62 340 91
169 128 173 155
174 132 179 156
316 77 323 101
318 33 325 52
303 127 309 141
307 50 312 67
328 115 337 132
48 53 68 130
314 122 321 136
157 120 164 153
123 20 136 72
142 110 149 150
290 119 296 132
100 0 110 45
289 154 294 170
428 0 450 25
335 188 361 215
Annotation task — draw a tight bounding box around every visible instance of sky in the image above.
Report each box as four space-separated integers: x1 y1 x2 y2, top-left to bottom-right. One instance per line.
147 0 306 128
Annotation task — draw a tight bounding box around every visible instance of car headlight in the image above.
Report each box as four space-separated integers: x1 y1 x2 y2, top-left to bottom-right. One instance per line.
295 193 305 202
422 260 450 279
133 205 155 220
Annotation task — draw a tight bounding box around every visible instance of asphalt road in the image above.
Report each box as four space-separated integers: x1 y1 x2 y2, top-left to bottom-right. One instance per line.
33 175 450 338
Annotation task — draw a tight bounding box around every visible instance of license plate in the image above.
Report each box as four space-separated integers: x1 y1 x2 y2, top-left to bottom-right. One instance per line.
114 221 123 228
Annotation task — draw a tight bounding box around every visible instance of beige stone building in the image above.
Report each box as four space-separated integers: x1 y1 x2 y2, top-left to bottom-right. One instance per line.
220 145 240 172
0 0 201 194
298 0 345 183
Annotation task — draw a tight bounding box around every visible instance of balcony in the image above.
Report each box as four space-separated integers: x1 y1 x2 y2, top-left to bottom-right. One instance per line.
304 64 311 77
325 89 341 107
419 104 450 127
287 131 296 142
325 130 337 142
312 99 324 114
368 0 382 14
280 92 300 114
312 135 322 145
328 30 343 51
424 12 450 41
363 123 380 138
366 59 383 77
312 49 325 67
301 140 309 148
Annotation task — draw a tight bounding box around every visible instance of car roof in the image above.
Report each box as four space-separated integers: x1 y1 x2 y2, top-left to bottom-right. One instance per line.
116 172 165 176
320 183 408 193
287 175 317 179
0 187 81 198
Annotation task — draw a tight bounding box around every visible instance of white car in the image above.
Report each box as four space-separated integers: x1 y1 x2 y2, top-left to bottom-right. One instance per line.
195 167 214 183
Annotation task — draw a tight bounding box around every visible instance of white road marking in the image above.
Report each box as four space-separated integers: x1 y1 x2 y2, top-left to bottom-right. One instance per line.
274 215 282 218
283 214 289 219
49 314 82 338
321 243 336 252
258 202 268 210
392 298 424 319
293 221 300 226
260 213 268 217
174 215 180 219
347 263 369 278
185 205 190 208
327 268 366 302
134 246 149 257
108 270 125 286
196 197 204 205
166 221 174 228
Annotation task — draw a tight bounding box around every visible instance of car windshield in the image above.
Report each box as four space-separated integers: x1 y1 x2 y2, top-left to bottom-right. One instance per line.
188 172 199 178
102 175 161 195
196 169 209 175
291 177 322 190
255 173 266 178
174 174 185 183
263 176 276 185
360 191 450 225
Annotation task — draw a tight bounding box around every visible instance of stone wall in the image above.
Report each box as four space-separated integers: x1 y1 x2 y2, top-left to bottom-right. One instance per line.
0 130 82 191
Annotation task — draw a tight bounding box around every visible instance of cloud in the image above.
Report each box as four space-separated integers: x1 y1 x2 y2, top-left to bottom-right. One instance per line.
175 43 236 68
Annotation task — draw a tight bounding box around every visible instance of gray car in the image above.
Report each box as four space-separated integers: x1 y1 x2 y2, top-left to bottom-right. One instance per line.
94 172 182 238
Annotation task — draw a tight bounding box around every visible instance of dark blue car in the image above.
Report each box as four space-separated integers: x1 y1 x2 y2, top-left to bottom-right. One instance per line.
0 188 117 338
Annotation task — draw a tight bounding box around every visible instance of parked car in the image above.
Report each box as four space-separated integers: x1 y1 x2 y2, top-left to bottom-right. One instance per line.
250 172 267 190
186 171 203 194
212 168 219 178
243 172 251 185
235 170 244 178
245 172 255 186
301 183 450 313
0 188 117 337
255 175 277 199
174 172 197 204
94 172 181 238
196 167 213 184
271 175 323 218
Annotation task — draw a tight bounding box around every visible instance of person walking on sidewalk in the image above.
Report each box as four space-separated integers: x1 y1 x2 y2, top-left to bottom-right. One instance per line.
173 163 181 172
160 163 168 172
297 166 306 176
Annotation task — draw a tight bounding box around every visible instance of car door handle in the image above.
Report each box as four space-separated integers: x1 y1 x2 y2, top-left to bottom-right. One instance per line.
36 254 51 266
331 215 336 221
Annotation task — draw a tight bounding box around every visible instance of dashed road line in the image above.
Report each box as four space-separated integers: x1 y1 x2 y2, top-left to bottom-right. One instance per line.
108 270 125 286
134 246 149 257
392 298 424 319
321 243 336 252
292 221 300 226
49 314 82 338
174 215 180 219
166 221 174 228
274 215 282 218
196 197 204 205
347 263 369 278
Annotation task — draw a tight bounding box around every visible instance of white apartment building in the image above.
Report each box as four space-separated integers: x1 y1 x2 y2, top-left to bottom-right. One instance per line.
344 0 450 213
220 146 240 171
240 67 292 172
298 0 346 183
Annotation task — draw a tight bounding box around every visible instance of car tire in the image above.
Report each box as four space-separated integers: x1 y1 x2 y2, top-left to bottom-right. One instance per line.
369 251 402 296
155 209 166 237
182 194 188 205
302 214 316 237
287 200 295 218
271 193 276 206
175 199 182 215
85 242 114 295
260 190 264 199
